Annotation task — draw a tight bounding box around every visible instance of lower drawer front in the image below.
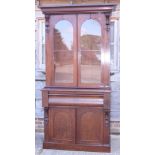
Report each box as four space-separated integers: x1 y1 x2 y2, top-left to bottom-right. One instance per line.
49 96 104 106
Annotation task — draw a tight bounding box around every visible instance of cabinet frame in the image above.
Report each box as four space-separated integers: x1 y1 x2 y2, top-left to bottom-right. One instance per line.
40 4 116 152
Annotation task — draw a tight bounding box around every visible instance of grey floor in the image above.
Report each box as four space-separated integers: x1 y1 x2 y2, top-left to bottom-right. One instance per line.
35 133 120 155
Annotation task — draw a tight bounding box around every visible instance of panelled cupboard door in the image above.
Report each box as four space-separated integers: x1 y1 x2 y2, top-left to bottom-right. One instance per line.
49 15 77 86
76 107 104 145
47 107 105 145
48 13 107 88
48 107 75 144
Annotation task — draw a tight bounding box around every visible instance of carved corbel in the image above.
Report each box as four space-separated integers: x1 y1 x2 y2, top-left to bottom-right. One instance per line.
44 107 49 126
105 12 111 32
45 15 50 33
105 111 110 128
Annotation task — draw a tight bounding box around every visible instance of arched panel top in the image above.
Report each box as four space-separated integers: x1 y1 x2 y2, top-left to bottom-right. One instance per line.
80 19 101 50
50 14 76 26
54 20 73 50
81 19 101 35
78 13 106 30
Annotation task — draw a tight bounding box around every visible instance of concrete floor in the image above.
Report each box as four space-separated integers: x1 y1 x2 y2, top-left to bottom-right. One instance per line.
35 133 120 155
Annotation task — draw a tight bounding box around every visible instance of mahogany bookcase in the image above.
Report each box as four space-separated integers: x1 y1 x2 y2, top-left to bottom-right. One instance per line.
39 3 115 152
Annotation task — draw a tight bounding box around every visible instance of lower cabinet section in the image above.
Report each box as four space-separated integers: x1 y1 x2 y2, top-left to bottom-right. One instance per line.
43 106 110 152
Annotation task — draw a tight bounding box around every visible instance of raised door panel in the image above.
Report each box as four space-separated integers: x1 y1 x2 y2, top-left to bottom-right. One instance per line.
77 107 104 145
48 107 75 144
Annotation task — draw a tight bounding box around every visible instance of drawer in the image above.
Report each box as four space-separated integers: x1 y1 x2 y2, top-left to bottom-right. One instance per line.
48 96 104 106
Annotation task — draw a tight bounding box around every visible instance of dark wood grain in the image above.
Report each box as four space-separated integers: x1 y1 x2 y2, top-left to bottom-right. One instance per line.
76 107 104 144
103 13 111 87
45 15 52 86
43 142 110 152
42 89 48 107
48 107 75 144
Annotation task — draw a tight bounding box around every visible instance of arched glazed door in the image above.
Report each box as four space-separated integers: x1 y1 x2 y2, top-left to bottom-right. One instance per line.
50 15 77 86
78 13 106 87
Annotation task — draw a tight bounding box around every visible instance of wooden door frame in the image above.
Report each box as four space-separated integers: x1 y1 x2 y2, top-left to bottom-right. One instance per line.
49 14 77 87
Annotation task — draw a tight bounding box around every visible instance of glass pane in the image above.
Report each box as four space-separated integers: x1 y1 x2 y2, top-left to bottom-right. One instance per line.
54 20 73 50
54 20 73 83
81 19 101 50
80 19 102 84
81 51 101 83
54 51 73 83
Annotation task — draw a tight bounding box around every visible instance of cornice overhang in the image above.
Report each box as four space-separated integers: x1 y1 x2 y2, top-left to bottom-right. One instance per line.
39 4 116 15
